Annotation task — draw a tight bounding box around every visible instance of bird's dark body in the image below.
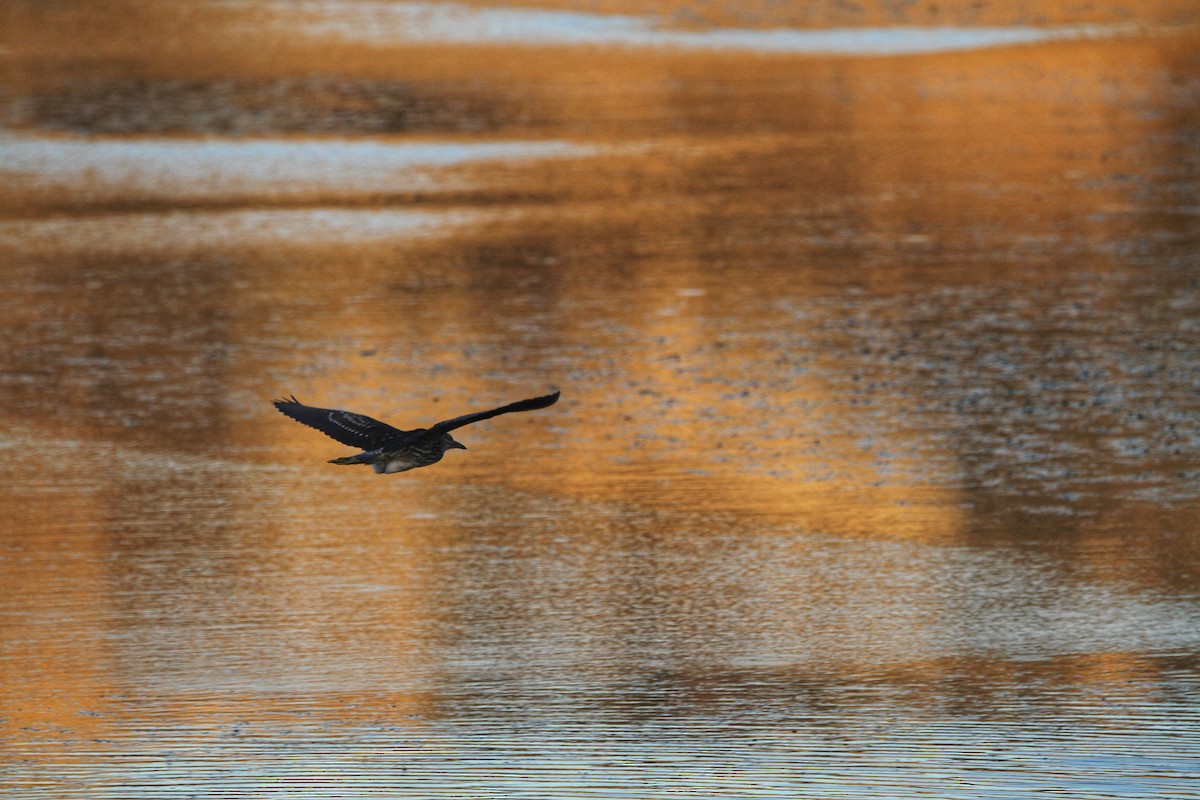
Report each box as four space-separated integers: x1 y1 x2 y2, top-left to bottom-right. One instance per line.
273 391 559 474
328 432 463 474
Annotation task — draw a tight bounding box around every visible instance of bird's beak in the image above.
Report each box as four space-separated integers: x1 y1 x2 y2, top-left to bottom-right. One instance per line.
454 441 467 450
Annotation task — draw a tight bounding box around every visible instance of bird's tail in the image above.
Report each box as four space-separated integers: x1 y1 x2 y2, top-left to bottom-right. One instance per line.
327 455 364 465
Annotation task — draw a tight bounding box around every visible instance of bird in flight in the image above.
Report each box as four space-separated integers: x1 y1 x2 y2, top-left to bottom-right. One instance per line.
273 390 560 474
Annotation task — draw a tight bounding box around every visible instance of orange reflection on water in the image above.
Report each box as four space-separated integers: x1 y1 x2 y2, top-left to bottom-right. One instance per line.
1 2 1199 796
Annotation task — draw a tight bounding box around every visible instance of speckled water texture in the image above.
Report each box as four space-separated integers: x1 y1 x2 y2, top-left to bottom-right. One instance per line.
2 1 1199 797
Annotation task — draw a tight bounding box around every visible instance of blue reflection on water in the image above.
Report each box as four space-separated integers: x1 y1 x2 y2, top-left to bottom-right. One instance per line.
9 708 1200 798
277 0 1141 54
0 136 594 195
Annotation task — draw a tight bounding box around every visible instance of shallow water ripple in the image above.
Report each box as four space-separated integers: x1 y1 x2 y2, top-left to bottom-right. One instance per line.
2 1 1199 797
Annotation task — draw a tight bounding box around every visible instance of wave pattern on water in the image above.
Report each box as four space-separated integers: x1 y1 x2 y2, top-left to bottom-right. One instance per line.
2 3 1199 799
7 704 1200 798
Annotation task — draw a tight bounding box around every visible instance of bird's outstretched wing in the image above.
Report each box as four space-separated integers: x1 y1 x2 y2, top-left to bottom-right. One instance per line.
273 396 405 449
428 391 560 435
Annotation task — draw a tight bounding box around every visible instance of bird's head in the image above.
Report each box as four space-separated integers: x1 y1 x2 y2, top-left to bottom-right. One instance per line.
440 433 467 452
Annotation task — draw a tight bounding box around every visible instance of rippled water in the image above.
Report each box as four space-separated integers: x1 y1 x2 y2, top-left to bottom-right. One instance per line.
2 2 1199 797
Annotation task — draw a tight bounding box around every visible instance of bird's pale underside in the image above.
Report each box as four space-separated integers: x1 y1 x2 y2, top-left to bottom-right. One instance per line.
273 391 560 474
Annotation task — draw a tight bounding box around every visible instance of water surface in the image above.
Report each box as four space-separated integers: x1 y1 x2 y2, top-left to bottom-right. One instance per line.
2 2 1199 797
